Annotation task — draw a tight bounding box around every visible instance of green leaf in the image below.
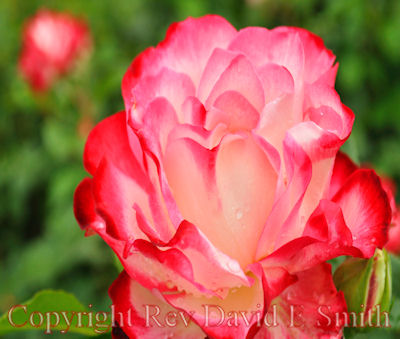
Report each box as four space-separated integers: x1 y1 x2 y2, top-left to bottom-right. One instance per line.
113 253 124 273
0 290 111 336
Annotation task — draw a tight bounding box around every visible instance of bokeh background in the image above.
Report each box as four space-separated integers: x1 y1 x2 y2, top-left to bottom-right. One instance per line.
1 0 399 338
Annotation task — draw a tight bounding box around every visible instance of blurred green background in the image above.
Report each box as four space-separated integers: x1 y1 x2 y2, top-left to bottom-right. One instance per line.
0 0 399 338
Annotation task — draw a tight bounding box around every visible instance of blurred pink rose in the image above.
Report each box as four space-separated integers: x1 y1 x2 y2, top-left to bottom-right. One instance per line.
19 9 91 92
75 15 391 338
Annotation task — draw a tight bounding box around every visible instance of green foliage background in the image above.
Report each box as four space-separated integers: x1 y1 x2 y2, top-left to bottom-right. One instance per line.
0 0 399 337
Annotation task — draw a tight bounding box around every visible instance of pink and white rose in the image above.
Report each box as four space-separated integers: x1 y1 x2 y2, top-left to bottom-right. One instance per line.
74 15 392 338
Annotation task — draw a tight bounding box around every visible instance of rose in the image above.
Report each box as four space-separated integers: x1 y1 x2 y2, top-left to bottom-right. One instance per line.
19 9 91 92
74 15 392 338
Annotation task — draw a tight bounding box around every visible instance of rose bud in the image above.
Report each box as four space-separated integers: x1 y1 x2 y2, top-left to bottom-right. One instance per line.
333 249 392 327
19 9 91 92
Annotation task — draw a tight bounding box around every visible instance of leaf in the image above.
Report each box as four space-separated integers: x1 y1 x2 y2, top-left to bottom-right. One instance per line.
0 290 111 336
113 253 124 273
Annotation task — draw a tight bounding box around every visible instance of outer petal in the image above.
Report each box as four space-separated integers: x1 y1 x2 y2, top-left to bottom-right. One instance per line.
92 159 149 240
254 263 346 339
228 26 335 86
228 27 305 89
122 15 237 112
81 112 178 243
259 200 362 274
109 271 205 339
73 177 103 234
274 27 336 85
123 220 252 298
83 111 145 178
130 68 195 123
333 169 391 256
284 86 355 231
328 151 357 198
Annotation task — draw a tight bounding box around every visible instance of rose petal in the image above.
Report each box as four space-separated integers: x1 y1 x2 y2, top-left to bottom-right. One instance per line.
205 54 265 112
216 135 277 267
109 271 205 339
260 200 362 274
73 177 103 234
333 169 391 256
197 47 240 103
275 27 336 85
257 63 295 103
83 111 145 178
256 133 312 259
122 15 237 112
255 263 346 339
205 90 260 132
328 151 357 198
130 68 195 123
164 271 265 339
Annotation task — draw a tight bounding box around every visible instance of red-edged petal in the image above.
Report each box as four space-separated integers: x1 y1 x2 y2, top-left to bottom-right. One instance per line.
274 27 336 85
92 153 177 243
283 118 350 240
92 159 148 240
333 169 391 257
254 263 346 339
304 84 354 141
73 177 103 234
83 111 145 178
122 15 237 111
109 271 205 339
228 27 305 89
256 133 312 259
260 265 297 304
259 199 362 274
134 97 179 158
328 151 358 198
130 68 195 123
126 220 251 297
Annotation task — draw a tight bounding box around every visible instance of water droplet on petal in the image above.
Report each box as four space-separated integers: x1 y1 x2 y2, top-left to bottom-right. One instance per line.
236 209 243 220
